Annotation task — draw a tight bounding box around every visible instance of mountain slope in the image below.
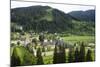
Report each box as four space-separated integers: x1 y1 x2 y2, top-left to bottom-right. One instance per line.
68 10 95 22
11 6 95 35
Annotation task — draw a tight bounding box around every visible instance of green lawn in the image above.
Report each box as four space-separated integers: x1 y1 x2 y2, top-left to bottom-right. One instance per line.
61 36 95 43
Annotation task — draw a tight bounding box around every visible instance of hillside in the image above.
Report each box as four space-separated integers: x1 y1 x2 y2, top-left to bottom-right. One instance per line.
68 10 95 22
11 5 95 35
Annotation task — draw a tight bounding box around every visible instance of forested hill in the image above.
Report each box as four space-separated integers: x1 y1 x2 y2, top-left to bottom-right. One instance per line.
11 5 95 35
68 10 95 22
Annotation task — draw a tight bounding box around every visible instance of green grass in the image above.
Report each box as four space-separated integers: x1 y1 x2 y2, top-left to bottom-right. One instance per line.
61 36 95 43
43 55 53 64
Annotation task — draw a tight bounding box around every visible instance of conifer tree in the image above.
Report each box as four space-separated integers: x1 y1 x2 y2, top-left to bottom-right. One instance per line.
39 33 45 45
59 45 66 63
32 38 38 49
36 47 44 65
74 47 80 62
53 45 59 64
79 42 85 62
86 49 93 61
11 48 21 66
53 42 66 64
68 47 74 63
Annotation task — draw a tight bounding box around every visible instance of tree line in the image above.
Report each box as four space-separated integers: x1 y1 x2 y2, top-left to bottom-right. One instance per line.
11 40 94 66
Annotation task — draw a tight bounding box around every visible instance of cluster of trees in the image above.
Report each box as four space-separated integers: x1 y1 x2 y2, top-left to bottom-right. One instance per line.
68 42 93 63
11 42 94 66
11 47 44 66
53 42 93 64
53 45 66 63
69 10 95 22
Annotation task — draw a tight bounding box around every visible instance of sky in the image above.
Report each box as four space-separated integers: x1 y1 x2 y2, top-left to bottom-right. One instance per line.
11 1 95 13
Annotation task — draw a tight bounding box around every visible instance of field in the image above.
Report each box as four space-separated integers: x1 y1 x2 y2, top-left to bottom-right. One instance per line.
61 36 95 43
